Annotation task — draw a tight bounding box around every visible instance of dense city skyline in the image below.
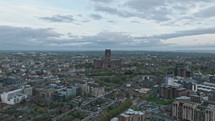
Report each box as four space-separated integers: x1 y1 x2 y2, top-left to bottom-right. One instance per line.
0 0 215 50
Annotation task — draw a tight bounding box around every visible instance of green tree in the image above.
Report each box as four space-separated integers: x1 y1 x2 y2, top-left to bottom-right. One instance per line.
37 108 45 114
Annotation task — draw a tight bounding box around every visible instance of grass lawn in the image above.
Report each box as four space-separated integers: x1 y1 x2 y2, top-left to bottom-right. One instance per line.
141 94 173 105
148 98 173 105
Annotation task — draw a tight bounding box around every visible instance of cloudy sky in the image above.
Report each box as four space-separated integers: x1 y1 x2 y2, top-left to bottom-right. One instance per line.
0 0 215 51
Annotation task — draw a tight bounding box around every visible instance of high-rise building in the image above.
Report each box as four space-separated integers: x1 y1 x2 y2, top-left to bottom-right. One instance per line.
172 98 215 121
174 65 192 78
172 101 200 121
160 84 187 99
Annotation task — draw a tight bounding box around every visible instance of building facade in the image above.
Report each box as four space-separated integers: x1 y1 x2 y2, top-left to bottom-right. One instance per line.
160 84 187 99
172 97 215 121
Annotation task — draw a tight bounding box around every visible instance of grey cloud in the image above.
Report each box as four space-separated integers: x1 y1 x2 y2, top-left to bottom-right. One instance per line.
94 5 170 21
0 25 62 50
195 6 215 18
130 21 140 23
62 32 165 49
125 0 212 12
81 19 90 23
82 32 132 44
1 25 215 50
91 0 215 23
167 44 215 51
0 26 137 50
89 14 103 20
148 8 171 21
39 32 165 50
124 0 170 20
0 26 61 40
47 27 215 49
125 0 166 11
107 20 116 23
112 0 212 22
95 5 136 18
39 15 75 23
91 0 113 3
137 27 215 40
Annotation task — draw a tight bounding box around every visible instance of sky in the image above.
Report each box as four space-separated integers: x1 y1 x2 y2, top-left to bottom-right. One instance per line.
0 0 215 51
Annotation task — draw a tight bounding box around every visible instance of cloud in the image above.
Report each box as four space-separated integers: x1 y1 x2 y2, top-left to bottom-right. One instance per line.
130 21 139 23
94 5 136 18
125 0 166 11
125 0 212 12
81 19 90 23
0 25 62 50
39 15 75 23
195 6 215 18
94 4 170 21
56 32 165 50
123 0 183 21
107 20 116 23
89 14 103 20
92 0 214 22
0 25 164 50
137 27 215 40
1 25 215 50
90 0 113 3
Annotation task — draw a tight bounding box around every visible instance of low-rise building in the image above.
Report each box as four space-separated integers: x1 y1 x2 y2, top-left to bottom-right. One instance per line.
198 82 215 93
33 84 65 98
1 85 32 105
118 109 145 121
74 80 90 95
21 85 33 97
177 79 198 92
91 86 105 97
67 86 81 96
111 117 119 121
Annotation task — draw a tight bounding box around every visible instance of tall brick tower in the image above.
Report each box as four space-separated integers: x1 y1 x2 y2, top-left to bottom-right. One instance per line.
105 49 111 62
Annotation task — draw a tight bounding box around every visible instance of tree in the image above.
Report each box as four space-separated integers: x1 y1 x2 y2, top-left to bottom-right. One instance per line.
96 99 132 121
37 108 45 114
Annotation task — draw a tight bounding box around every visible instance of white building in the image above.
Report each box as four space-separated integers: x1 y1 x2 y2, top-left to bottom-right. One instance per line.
163 76 175 86
111 117 119 121
119 109 145 121
198 82 215 92
1 85 32 105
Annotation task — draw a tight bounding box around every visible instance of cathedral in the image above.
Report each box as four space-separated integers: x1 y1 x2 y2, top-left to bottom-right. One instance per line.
93 49 121 69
